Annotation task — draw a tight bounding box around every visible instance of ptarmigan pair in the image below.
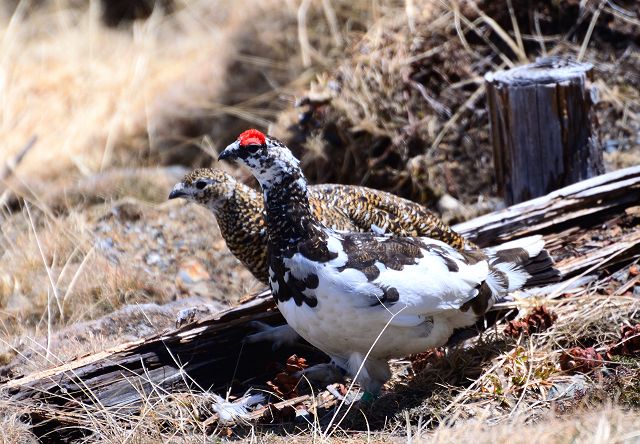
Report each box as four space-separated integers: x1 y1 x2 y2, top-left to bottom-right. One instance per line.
172 129 559 394
169 168 474 284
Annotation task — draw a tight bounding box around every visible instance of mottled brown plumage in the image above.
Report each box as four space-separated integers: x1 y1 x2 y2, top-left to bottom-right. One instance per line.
169 168 475 284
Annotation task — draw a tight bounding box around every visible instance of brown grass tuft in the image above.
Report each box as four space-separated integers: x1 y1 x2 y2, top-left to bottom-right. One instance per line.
272 0 640 220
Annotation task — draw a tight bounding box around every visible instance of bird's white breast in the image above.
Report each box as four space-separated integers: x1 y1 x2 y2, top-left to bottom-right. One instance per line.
276 237 485 360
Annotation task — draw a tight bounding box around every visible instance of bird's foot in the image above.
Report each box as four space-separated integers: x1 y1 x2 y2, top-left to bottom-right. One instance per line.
325 384 367 404
244 321 300 350
294 362 346 387
325 385 379 405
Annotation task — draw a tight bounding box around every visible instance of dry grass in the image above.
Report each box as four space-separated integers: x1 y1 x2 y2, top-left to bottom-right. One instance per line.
0 412 35 444
1 272 638 442
0 1 227 180
273 0 640 220
424 405 640 443
2 402 639 443
251 406 640 443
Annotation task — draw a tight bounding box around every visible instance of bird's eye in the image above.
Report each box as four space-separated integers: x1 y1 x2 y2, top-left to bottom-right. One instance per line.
244 143 261 153
195 180 207 190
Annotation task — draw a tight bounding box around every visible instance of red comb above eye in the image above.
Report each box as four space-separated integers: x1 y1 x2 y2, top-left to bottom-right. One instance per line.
238 129 266 146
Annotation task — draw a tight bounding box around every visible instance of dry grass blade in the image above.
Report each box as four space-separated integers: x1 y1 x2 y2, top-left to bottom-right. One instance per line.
405 0 417 33
297 0 331 68
322 0 343 47
466 1 528 63
323 306 407 439
451 3 476 58
445 0 516 68
604 2 640 27
430 84 485 150
0 136 36 184
577 0 607 62
533 10 548 56
24 202 64 338
505 0 525 59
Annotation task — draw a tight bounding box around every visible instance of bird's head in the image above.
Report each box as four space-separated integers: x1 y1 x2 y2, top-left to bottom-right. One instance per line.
168 168 237 211
218 129 302 188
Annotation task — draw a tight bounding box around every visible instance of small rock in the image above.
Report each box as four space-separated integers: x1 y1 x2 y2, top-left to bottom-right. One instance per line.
175 307 199 328
145 252 163 266
547 374 587 400
96 222 112 233
96 237 115 251
438 193 464 212
176 258 211 286
437 193 471 224
175 305 218 328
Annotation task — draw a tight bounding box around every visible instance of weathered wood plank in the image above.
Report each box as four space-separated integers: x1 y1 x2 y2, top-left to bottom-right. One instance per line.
453 165 640 246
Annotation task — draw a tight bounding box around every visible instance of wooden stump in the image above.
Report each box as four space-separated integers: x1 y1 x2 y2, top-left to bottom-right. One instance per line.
485 57 604 204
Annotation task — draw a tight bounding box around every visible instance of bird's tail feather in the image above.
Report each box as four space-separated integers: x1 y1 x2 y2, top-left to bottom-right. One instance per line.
521 249 561 287
485 235 561 293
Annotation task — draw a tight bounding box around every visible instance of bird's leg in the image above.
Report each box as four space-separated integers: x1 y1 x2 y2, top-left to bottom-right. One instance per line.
244 321 300 350
344 354 389 402
296 355 386 404
294 361 346 387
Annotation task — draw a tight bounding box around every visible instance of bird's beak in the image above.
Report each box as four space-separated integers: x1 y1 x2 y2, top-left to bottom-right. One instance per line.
218 141 240 161
168 183 187 200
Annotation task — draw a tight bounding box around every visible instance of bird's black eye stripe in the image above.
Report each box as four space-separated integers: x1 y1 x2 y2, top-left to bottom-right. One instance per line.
195 180 207 190
245 143 261 153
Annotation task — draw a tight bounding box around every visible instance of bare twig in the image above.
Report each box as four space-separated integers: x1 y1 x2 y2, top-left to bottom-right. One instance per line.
0 136 37 197
322 0 343 47
24 201 65 333
577 0 606 62
466 1 528 63
505 0 525 60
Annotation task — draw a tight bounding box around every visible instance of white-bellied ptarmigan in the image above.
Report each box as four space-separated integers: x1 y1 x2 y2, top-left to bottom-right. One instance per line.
218 129 559 395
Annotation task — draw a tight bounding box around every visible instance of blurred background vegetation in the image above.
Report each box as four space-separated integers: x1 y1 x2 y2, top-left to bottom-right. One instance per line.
1 0 638 215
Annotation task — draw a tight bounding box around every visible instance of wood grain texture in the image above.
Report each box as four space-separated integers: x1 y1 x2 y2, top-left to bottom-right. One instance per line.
485 57 604 204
